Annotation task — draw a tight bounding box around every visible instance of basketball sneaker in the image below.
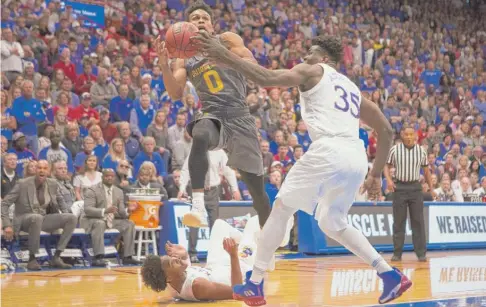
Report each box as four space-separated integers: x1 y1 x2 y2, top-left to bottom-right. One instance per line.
378 267 412 304
182 198 208 228
233 271 266 306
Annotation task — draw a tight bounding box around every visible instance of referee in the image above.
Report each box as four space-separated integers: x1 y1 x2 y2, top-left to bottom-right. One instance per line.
384 126 435 262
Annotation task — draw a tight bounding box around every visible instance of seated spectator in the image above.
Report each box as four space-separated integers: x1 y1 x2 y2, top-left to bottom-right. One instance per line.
37 123 55 153
118 121 140 162
274 143 292 164
89 124 109 165
74 136 96 170
269 130 285 155
81 168 140 266
74 59 96 95
38 130 75 174
99 108 119 144
114 159 133 192
260 140 274 174
90 67 118 108
453 176 473 202
165 169 184 199
102 138 128 171
68 92 99 125
167 113 187 152
293 145 304 162
265 170 282 206
52 91 73 118
8 132 36 177
130 94 155 140
52 77 79 108
62 122 83 160
130 161 168 201
1 160 77 270
473 177 486 196
23 160 38 178
54 110 69 138
133 136 167 180
110 84 133 123
147 109 171 171
172 130 192 170
1 153 18 198
53 48 76 83
52 160 76 213
73 155 102 200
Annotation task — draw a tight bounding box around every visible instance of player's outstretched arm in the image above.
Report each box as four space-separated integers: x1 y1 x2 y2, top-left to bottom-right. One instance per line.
219 32 257 63
360 97 393 178
194 31 319 87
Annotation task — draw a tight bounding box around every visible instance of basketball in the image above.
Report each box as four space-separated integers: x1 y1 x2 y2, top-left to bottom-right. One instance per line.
165 22 199 59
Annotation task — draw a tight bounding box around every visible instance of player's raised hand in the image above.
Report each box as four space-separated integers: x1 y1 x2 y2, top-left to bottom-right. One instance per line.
191 30 229 62
155 37 169 66
223 237 239 257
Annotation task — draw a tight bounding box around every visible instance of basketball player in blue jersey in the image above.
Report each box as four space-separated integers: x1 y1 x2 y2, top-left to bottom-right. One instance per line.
155 0 271 231
194 32 413 305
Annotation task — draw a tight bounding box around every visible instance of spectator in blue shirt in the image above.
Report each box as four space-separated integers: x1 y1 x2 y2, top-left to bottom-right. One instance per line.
38 130 74 174
133 136 167 180
130 94 155 140
265 170 282 207
295 120 312 152
118 121 140 162
384 57 403 88
74 136 96 171
10 80 46 155
102 138 128 171
110 84 133 122
7 132 36 177
421 61 442 89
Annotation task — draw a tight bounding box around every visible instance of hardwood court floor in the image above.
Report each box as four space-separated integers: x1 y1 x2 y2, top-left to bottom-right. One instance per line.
2 250 486 307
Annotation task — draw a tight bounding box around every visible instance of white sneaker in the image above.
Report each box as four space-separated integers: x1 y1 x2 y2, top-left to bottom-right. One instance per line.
182 207 208 228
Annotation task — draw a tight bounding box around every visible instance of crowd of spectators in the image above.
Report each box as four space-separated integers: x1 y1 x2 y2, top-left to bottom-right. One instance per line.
1 0 486 212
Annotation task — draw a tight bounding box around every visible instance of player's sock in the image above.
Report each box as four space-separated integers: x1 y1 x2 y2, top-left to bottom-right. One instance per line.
192 192 205 211
320 224 392 274
249 199 296 284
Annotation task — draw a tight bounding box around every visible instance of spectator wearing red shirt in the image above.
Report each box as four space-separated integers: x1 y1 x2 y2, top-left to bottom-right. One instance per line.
99 108 119 144
273 144 292 165
68 93 99 126
74 60 96 95
53 48 76 83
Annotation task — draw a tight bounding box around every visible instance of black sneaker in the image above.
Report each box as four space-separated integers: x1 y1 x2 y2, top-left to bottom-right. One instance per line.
391 255 402 262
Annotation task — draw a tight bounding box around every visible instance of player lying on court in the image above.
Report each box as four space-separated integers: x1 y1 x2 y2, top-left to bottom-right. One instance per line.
141 216 291 302
193 32 413 306
155 0 271 231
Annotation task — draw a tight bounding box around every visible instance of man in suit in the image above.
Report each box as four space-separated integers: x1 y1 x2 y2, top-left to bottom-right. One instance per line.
1 160 77 270
130 162 169 202
82 168 141 266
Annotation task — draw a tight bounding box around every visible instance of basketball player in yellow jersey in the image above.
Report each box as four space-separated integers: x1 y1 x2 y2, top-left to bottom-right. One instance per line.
155 0 271 233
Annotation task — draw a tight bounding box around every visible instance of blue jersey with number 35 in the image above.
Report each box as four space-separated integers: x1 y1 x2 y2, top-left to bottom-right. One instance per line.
298 63 361 142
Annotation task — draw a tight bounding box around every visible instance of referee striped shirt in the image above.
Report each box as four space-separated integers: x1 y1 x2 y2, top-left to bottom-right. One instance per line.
386 143 428 182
